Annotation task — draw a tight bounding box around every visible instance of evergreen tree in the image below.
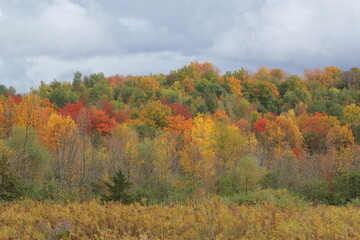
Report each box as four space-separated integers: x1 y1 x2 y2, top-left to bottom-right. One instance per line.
101 168 133 204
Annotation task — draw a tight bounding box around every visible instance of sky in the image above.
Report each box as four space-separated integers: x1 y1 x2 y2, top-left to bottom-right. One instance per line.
1 0 360 92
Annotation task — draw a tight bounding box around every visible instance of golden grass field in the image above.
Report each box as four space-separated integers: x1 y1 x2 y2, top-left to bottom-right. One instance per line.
0 198 359 239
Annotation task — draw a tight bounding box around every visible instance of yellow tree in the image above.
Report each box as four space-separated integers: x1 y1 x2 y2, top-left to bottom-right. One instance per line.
138 76 160 93
140 100 172 129
343 104 360 125
325 66 342 87
274 116 302 149
226 76 243 97
327 124 354 151
40 113 79 188
210 122 246 174
343 104 360 143
40 113 76 150
179 115 216 195
14 94 55 131
325 124 355 176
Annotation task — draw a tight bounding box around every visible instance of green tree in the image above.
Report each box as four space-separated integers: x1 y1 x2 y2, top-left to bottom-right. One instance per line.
72 71 83 88
283 88 310 109
237 155 263 194
243 80 279 112
87 79 114 103
326 103 344 119
219 155 262 195
0 84 16 96
7 126 51 181
308 100 327 114
83 73 106 88
49 87 79 108
39 80 80 108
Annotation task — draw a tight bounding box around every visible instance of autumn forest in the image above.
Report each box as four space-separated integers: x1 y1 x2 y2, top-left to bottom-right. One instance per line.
1 62 360 239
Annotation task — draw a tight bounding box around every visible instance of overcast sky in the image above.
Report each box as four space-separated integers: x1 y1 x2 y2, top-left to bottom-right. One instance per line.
1 0 360 92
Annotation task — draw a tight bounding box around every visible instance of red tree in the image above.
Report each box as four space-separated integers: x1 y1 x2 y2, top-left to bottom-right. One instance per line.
90 110 117 136
101 101 115 119
167 102 192 119
59 101 84 122
5 92 22 105
253 118 269 134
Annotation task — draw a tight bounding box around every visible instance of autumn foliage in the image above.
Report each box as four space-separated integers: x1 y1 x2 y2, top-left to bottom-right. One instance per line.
0 62 360 233
90 110 117 135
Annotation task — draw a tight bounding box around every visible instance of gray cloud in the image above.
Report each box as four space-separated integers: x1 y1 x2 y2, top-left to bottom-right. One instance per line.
0 0 360 92
24 51 195 85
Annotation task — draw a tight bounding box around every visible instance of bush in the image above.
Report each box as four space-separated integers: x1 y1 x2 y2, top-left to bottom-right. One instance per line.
217 172 241 196
0 142 26 201
347 198 360 207
222 189 309 208
298 173 360 205
133 179 191 205
297 180 331 204
24 180 79 202
332 172 360 205
0 175 25 201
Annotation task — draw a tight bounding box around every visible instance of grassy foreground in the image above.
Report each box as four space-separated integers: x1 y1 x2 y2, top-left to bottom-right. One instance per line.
0 199 359 240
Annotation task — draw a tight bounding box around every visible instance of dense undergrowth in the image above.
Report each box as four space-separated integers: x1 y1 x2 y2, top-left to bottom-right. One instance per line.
1 197 359 240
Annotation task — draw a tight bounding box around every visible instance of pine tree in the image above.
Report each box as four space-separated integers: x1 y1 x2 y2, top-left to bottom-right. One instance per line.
101 168 133 204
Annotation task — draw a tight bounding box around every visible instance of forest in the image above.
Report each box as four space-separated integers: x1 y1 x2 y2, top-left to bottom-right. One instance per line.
1 62 360 239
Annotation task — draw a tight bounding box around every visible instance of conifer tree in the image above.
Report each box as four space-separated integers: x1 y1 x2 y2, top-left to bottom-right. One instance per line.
101 168 133 204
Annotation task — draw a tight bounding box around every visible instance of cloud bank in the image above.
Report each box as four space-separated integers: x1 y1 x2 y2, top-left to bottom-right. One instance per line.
1 0 360 92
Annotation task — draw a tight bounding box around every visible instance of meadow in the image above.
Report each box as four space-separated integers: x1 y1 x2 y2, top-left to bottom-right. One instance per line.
1 198 359 239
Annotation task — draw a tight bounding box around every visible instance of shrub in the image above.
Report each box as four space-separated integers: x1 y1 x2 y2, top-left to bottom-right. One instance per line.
298 173 360 205
297 180 331 204
222 189 309 209
332 172 360 205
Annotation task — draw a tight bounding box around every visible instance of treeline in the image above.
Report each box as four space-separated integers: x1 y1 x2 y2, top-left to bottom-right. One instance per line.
0 62 360 205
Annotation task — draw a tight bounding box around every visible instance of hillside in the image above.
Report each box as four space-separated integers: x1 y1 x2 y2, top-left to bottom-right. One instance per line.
0 62 360 206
